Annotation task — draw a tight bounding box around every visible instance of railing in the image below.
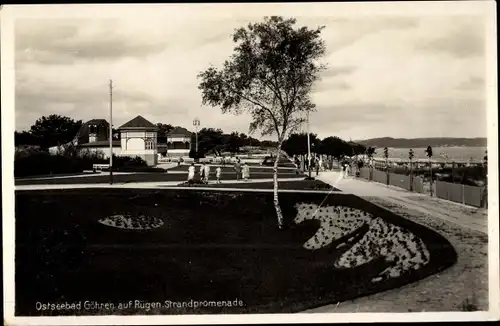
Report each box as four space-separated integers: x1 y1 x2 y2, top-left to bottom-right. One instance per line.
355 166 485 208
436 181 487 208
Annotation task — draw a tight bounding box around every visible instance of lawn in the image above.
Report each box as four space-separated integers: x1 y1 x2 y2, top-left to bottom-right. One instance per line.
15 169 303 186
163 165 298 173
15 188 457 316
198 179 339 191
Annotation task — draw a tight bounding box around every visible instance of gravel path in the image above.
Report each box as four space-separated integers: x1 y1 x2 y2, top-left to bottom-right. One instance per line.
305 171 489 312
304 196 488 313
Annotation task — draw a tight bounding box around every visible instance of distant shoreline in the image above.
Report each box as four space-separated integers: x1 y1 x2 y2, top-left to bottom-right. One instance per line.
355 137 487 148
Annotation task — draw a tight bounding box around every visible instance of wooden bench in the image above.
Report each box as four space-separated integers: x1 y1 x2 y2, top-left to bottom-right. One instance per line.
93 164 110 172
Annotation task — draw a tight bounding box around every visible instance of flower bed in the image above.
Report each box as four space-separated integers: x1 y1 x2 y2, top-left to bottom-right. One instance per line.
15 189 456 316
98 215 164 230
294 203 430 282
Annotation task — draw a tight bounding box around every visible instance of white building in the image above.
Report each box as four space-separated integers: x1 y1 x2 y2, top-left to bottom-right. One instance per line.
166 126 192 158
117 115 158 166
77 116 158 166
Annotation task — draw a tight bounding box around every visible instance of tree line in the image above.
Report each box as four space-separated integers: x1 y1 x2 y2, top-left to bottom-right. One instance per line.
281 132 368 160
14 114 278 152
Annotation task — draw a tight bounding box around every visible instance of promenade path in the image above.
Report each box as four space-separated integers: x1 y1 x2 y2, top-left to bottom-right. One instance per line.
304 171 489 313
316 171 487 234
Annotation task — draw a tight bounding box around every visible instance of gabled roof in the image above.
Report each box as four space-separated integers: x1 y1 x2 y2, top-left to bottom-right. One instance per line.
167 126 193 137
87 119 109 126
74 119 110 145
118 115 158 131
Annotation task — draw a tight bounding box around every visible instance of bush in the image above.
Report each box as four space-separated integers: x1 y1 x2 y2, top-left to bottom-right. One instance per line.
15 151 83 177
112 155 147 167
189 149 205 159
15 145 157 178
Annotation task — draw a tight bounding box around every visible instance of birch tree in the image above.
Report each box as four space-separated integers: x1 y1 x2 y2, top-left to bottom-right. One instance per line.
197 16 326 229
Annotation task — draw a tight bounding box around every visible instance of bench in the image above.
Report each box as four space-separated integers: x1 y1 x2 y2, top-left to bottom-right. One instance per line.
93 164 110 172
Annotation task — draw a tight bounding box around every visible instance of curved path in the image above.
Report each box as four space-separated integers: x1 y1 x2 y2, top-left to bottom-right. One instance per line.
316 172 487 234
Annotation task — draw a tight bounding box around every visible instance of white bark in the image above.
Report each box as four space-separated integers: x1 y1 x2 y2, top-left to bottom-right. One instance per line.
274 142 284 229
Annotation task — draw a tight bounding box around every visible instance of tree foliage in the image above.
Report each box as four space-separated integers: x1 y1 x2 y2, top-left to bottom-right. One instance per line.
282 132 319 156
198 16 326 142
23 115 83 149
156 123 174 142
194 127 225 156
366 146 377 159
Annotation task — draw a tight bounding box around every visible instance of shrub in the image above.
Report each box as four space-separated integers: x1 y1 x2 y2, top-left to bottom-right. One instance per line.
189 149 205 159
15 151 83 177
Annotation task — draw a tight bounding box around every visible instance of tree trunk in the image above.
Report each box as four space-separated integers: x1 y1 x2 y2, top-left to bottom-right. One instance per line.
274 142 285 229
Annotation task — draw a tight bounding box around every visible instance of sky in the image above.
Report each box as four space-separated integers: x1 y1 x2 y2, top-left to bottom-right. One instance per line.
12 4 490 141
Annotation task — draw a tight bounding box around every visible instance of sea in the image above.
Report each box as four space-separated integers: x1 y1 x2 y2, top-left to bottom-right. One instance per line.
371 146 487 163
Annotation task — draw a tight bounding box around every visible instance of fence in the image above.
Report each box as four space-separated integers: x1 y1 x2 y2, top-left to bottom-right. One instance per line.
354 165 485 208
389 173 411 190
360 167 371 180
373 169 388 185
435 180 487 208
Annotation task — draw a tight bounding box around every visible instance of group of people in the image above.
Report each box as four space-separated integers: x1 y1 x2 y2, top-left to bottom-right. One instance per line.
187 159 251 184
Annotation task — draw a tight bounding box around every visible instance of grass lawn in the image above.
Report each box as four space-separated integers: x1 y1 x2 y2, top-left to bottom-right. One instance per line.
15 189 456 316
201 179 339 191
164 165 297 173
15 170 303 186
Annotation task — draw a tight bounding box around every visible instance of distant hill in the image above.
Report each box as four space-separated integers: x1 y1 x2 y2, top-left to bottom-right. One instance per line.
355 137 487 148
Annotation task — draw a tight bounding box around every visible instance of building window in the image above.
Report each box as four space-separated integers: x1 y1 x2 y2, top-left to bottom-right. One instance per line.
145 138 155 150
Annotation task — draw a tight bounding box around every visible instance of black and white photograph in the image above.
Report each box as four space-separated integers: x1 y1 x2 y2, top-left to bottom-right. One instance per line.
2 2 498 325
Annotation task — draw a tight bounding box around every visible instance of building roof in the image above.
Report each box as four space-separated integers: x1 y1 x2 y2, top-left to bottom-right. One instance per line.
167 126 193 137
74 119 110 145
80 140 121 148
86 119 109 125
118 115 158 131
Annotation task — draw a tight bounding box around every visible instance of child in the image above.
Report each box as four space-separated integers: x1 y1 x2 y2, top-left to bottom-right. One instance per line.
187 163 195 181
216 166 222 183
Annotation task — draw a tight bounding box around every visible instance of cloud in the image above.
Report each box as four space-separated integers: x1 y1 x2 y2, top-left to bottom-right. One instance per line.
321 65 357 78
15 19 171 65
13 14 488 141
413 16 485 58
322 17 420 55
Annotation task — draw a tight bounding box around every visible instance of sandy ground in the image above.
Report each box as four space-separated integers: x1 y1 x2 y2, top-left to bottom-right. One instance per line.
306 172 489 312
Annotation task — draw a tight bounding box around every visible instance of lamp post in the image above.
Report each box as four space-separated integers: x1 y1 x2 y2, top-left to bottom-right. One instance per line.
109 79 113 185
193 117 200 159
306 110 312 179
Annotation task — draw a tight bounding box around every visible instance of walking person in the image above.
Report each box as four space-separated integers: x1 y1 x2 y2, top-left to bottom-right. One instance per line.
187 163 195 182
345 163 351 178
204 163 211 183
200 163 205 182
216 166 222 184
242 162 250 181
234 159 242 180
315 155 320 176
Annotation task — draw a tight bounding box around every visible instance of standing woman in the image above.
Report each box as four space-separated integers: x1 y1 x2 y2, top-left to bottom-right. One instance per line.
242 163 250 181
204 163 211 183
234 159 242 180
187 163 195 181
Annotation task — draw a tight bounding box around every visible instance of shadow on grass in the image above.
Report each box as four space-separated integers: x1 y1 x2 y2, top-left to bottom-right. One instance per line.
15 188 457 315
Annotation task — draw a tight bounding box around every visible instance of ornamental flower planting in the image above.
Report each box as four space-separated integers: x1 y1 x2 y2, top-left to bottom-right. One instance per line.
98 214 164 230
294 203 431 282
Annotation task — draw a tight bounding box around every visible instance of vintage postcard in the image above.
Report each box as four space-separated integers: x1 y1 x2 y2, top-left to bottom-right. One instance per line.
2 1 498 325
